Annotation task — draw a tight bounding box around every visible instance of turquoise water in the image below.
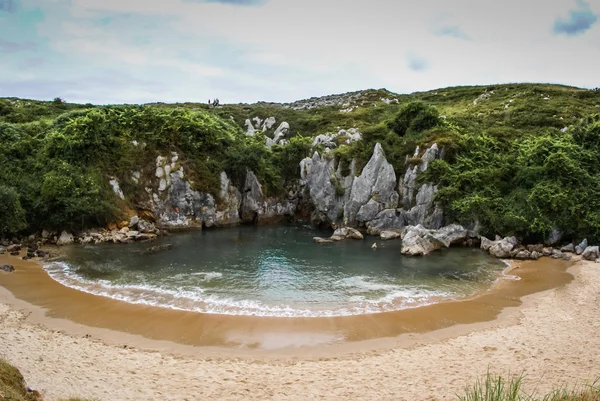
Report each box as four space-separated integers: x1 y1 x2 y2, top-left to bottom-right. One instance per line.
44 225 507 317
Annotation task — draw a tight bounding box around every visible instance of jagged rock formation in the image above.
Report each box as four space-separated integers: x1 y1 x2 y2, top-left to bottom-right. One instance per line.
240 170 297 224
400 224 471 256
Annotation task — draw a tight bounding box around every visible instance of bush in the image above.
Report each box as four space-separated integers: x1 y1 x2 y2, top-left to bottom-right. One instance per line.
0 185 27 235
389 101 440 137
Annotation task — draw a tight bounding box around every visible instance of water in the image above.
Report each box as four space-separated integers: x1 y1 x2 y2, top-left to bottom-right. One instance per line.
44 225 508 317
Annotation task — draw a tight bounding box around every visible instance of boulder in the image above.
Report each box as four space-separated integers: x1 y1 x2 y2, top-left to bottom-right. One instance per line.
551 249 572 260
129 216 139 229
137 220 156 234
526 244 544 253
9 251 19 256
380 231 402 240
542 247 553 256
514 250 531 260
489 237 518 259
480 237 495 251
401 225 443 256
0 246 5 255
560 243 575 253
56 231 74 246
544 228 563 246
575 239 588 255
332 227 364 240
313 237 334 244
531 251 542 260
0 264 14 273
582 246 599 261
7 244 21 252
432 224 468 248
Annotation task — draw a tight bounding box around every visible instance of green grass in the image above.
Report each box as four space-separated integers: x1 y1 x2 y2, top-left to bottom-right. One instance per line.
0 359 40 401
458 372 600 401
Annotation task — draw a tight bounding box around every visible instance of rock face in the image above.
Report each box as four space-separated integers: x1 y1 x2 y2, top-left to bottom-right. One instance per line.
216 171 242 226
56 231 74 246
344 143 399 226
240 170 297 224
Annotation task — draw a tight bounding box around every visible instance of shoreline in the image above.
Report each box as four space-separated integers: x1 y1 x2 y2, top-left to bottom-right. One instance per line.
0 250 573 359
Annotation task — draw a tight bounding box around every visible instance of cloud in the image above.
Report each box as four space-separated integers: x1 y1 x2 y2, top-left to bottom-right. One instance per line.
435 25 470 40
407 54 429 72
0 39 37 53
553 0 598 35
192 0 265 6
0 0 16 13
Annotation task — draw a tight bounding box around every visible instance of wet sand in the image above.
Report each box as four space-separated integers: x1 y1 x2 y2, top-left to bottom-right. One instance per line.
0 251 572 356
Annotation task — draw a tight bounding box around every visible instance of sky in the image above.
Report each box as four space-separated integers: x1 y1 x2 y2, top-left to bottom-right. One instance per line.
1 0 599 104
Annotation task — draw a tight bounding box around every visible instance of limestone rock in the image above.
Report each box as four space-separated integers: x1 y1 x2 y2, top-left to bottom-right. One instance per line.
545 228 563 246
313 237 334 244
575 239 588 255
480 237 495 252
109 177 125 200
432 224 468 248
515 250 531 260
1 264 15 273
401 225 443 256
560 243 575 253
332 227 364 240
56 231 74 246
366 209 406 236
216 171 241 226
380 231 402 240
344 143 399 225
542 247 553 256
582 246 599 261
129 216 139 229
488 237 518 259
527 244 544 253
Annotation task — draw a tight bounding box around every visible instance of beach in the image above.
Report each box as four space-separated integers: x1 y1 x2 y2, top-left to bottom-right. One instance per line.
0 253 598 400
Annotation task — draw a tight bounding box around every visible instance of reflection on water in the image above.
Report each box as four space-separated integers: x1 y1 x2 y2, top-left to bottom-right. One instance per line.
44 225 507 317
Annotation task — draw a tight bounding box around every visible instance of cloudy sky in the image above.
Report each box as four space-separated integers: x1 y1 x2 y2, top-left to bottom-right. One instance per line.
1 0 599 104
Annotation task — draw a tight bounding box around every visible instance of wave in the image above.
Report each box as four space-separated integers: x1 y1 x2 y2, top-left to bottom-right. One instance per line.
44 262 461 318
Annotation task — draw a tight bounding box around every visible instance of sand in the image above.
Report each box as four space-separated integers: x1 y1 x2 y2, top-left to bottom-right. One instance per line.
0 255 599 400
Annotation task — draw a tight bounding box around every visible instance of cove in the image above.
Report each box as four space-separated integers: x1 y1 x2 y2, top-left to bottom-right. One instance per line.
44 225 506 317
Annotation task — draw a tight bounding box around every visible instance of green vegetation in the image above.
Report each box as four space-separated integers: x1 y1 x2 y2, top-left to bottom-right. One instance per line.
458 372 600 401
1 83 599 240
0 359 40 400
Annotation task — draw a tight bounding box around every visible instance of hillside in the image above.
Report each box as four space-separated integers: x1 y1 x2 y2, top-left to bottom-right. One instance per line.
1 83 600 243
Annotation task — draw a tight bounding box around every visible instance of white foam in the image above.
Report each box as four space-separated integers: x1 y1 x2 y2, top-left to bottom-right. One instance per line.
43 262 462 318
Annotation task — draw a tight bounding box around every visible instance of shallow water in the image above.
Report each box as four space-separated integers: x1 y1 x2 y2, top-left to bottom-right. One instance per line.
45 225 507 317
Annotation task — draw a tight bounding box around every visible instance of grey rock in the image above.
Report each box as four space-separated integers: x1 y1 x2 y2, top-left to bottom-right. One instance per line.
542 247 553 256
489 237 518 259
216 171 241 226
480 237 495 251
545 227 563 246
7 244 21 252
241 170 297 224
576 239 588 255
561 243 575 253
366 209 406 236
344 143 399 226
356 199 383 222
56 231 74 246
332 227 364 240
129 216 139 229
0 264 14 273
0 246 5 255
432 224 468 248
313 237 334 244
380 231 402 240
531 251 542 260
401 225 443 256
551 249 571 260
137 220 156 234
515 250 531 260
527 244 544 253
582 246 599 261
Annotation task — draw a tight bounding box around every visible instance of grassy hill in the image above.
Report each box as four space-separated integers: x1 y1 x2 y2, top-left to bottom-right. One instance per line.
1 83 600 241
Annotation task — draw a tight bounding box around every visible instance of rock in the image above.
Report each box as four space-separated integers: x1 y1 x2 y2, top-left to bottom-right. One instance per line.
1 264 15 272
332 227 364 240
134 233 155 241
542 247 553 256
344 143 399 226
41 230 52 239
380 231 402 240
576 239 588 255
142 244 175 254
313 237 334 244
10 251 19 256
527 244 544 253
432 224 468 247
515 250 531 260
7 244 21 252
371 243 377 249
22 255 31 260
119 227 129 234
137 220 156 234
480 237 495 251
356 199 383 222
109 177 125 200
531 251 542 260
560 243 575 253
35 250 48 258
551 249 571 260
216 171 242 226
489 237 518 259
545 227 563 246
129 216 139 229
582 246 599 261
401 225 443 256
0 246 5 255
366 209 406 235
56 231 74 246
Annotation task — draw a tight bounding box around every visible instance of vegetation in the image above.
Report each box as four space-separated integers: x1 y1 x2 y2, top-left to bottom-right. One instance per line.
1 83 600 240
458 372 600 401
0 359 40 400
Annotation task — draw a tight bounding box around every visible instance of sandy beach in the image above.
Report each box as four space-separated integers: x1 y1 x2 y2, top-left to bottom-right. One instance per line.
0 254 599 400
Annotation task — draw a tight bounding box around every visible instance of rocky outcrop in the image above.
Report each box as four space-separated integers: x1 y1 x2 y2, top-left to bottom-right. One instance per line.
240 170 297 224
312 128 362 148
344 143 399 226
433 224 469 247
480 236 518 258
56 231 74 246
216 172 242 226
366 209 406 235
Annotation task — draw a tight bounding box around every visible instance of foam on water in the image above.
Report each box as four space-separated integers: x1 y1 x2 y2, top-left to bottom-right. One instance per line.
44 261 458 317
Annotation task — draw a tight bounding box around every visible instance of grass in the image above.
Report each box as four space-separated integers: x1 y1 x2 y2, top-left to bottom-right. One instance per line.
458 372 600 401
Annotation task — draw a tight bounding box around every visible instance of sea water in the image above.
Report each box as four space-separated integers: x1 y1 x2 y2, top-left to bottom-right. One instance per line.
44 225 507 317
